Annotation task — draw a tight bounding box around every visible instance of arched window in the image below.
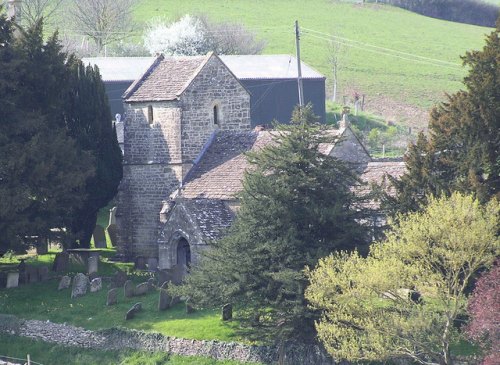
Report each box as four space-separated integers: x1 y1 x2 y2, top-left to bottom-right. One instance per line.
147 105 153 124
176 238 191 267
213 105 219 125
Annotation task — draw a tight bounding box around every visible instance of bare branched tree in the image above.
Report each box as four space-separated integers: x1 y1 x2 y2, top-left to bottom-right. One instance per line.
19 0 65 28
70 0 135 55
328 36 343 103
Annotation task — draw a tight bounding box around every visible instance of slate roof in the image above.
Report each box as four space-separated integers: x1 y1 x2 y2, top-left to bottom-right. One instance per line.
181 198 234 241
181 131 274 200
81 57 155 82
124 54 212 102
219 55 324 79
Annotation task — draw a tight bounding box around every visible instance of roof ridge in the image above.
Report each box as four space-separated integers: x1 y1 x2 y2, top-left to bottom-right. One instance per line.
123 54 164 100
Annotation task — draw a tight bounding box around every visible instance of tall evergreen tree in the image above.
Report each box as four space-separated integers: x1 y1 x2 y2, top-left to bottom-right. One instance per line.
0 16 94 251
64 59 123 247
171 104 367 344
386 18 500 212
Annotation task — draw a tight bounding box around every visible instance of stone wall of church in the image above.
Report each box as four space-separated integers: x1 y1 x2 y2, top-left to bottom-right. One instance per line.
180 56 251 162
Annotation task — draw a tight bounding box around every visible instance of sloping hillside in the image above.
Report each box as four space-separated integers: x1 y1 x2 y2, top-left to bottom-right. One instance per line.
133 0 493 127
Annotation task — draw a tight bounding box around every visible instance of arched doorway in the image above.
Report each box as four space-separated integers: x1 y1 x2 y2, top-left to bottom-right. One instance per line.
176 238 191 272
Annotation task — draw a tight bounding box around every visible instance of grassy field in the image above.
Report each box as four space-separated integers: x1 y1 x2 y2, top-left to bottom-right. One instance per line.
126 0 493 117
0 334 254 365
0 252 240 342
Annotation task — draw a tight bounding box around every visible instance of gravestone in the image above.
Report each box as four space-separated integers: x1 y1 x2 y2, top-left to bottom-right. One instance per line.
124 280 134 298
107 224 118 247
107 288 118 306
146 258 158 271
6 272 19 289
58 275 71 290
135 257 146 270
90 277 102 292
125 302 142 320
71 273 89 299
87 255 98 275
108 207 117 226
134 282 148 296
157 270 170 287
158 281 171 311
170 264 185 285
92 225 107 249
52 252 69 273
17 260 26 284
38 266 49 281
36 239 48 255
112 270 127 288
88 272 99 281
222 303 233 321
26 266 38 283
186 300 195 314
147 277 156 291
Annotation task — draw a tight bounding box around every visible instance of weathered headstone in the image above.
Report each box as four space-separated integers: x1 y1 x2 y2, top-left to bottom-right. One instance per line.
26 266 38 283
106 288 118 306
135 256 146 270
134 282 149 296
112 270 128 288
71 273 89 299
107 224 118 247
52 252 69 273
125 302 142 320
222 303 233 321
170 264 185 285
186 300 195 314
58 275 71 290
88 272 99 281
6 272 19 289
146 258 158 271
38 266 49 281
87 255 98 275
92 225 107 249
158 281 171 311
17 260 26 284
157 270 170 287
147 277 156 291
90 277 102 292
124 280 134 298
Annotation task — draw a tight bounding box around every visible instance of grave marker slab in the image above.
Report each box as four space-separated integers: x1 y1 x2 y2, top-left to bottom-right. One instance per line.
71 273 89 299
90 277 102 292
87 255 98 275
58 275 71 290
52 252 69 273
92 225 107 249
107 288 118 306
158 281 171 311
222 303 233 321
125 302 142 320
6 272 19 289
134 282 148 296
26 266 38 283
113 270 127 288
124 280 134 298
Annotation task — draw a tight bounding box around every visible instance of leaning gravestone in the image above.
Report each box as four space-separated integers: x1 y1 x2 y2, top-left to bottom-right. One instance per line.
158 281 171 311
90 277 102 292
147 277 156 291
106 288 118 306
134 282 149 296
124 280 134 298
26 266 38 283
58 275 71 290
71 273 89 299
6 272 19 289
52 252 69 273
112 270 127 288
222 303 233 321
87 255 98 275
38 266 49 281
125 302 142 320
92 225 107 249
107 224 118 248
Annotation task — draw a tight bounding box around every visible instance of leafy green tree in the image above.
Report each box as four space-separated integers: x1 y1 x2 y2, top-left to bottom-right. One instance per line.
171 104 367 345
306 193 500 365
64 59 123 247
387 20 500 213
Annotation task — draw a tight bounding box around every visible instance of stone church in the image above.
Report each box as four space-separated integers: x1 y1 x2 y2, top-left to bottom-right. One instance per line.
115 52 404 282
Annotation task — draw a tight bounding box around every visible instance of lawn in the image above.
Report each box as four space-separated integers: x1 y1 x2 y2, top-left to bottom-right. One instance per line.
0 250 242 342
0 333 254 365
126 0 493 113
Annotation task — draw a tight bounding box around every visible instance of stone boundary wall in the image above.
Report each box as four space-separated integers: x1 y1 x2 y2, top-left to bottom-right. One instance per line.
0 315 335 365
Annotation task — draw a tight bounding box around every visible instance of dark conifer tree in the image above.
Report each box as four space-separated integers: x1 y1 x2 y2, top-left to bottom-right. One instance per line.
171 104 367 344
386 18 500 213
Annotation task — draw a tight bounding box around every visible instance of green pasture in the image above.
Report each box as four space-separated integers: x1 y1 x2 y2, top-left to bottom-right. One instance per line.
0 334 253 365
128 0 494 112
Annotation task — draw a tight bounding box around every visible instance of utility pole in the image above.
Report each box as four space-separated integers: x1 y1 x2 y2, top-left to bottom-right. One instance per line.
295 20 304 108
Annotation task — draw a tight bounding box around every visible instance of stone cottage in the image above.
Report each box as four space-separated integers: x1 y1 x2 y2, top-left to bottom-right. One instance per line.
115 52 405 281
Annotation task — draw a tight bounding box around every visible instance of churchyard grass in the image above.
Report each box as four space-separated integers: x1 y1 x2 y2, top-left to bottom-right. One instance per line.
131 0 493 112
0 333 254 365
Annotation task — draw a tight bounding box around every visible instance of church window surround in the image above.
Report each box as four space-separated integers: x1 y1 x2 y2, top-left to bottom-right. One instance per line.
147 105 154 124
